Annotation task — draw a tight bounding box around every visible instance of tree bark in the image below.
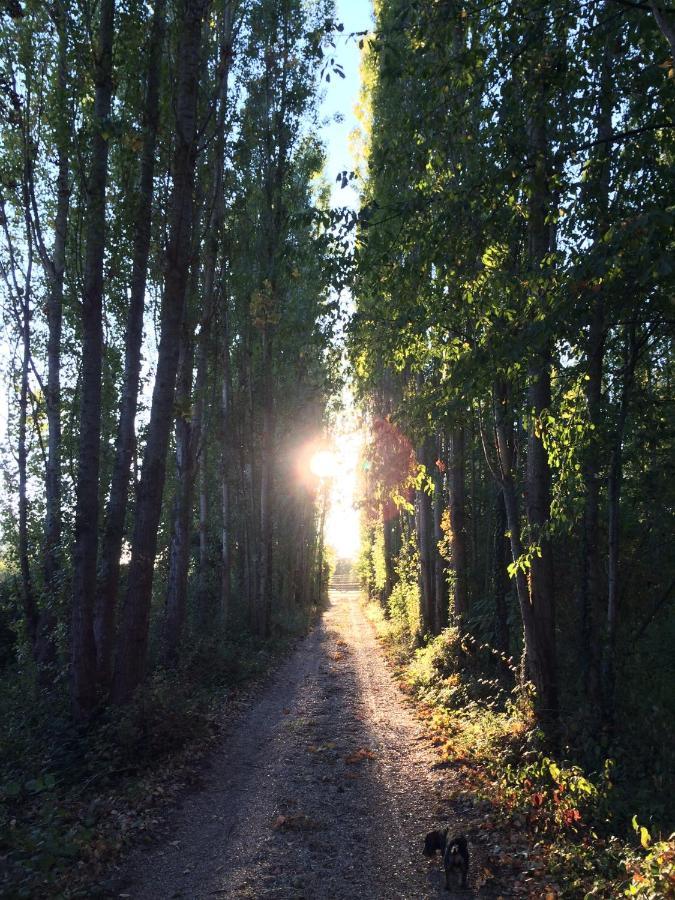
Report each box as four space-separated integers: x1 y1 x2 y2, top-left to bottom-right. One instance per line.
603 323 639 723
71 0 115 720
219 298 231 624
525 361 558 719
17 229 37 651
493 489 510 655
449 427 468 625
491 380 540 684
523 35 558 721
112 0 211 705
163 319 196 665
579 7 614 706
40 5 70 665
416 440 435 635
649 0 675 58
95 0 166 690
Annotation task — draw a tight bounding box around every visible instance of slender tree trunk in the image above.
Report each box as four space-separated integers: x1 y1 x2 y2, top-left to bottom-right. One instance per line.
197 441 210 621
257 327 274 636
603 324 639 722
382 499 399 601
432 435 448 633
580 9 613 706
112 0 211 705
95 0 166 689
163 322 196 665
18 250 37 650
416 441 434 635
523 39 558 721
649 0 675 58
493 489 510 654
40 7 70 666
449 427 468 625
219 300 231 624
71 0 115 719
195 3 235 628
492 380 539 679
526 361 558 719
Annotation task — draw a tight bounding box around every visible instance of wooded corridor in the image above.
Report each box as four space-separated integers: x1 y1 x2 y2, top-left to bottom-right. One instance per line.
0 0 673 897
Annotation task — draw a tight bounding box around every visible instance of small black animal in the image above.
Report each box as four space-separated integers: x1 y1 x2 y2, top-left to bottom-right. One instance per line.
423 829 470 891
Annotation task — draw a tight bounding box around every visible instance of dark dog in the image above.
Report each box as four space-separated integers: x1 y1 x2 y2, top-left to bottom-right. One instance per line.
423 829 469 891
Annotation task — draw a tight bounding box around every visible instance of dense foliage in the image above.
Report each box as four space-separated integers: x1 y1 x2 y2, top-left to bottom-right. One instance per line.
0 0 342 891
351 0 674 892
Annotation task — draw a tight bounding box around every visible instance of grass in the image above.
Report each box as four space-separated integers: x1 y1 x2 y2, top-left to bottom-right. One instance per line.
364 598 675 899
0 620 314 898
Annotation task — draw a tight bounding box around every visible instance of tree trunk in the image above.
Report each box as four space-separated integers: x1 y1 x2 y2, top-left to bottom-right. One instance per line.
416 441 434 635
493 489 510 655
40 6 70 667
18 243 37 651
163 321 196 665
219 300 231 624
257 328 274 637
195 3 235 629
432 435 448 634
580 7 613 706
112 0 211 705
492 380 539 683
523 39 558 721
526 361 558 719
649 0 675 58
449 427 468 625
95 0 166 690
603 323 639 723
71 0 115 720
197 441 211 622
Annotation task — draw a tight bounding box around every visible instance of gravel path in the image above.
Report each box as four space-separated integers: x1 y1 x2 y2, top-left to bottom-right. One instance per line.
113 590 504 899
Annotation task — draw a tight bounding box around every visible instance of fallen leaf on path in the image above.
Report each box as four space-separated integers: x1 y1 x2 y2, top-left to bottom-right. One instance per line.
272 813 317 831
345 748 376 764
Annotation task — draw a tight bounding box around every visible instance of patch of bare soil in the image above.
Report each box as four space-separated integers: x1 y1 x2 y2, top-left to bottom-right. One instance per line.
109 591 513 899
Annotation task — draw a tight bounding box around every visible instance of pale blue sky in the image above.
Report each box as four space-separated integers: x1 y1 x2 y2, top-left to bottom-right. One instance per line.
318 0 374 209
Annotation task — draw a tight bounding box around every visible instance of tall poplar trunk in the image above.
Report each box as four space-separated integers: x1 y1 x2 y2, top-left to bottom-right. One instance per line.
71 0 115 719
112 0 211 705
195 2 235 627
41 7 69 664
523 35 558 720
525 361 558 719
197 442 210 621
493 489 510 654
580 10 613 705
603 324 639 723
163 322 196 665
18 238 37 651
219 300 231 623
449 427 468 624
432 435 447 633
416 440 435 635
382 499 399 602
257 327 274 637
95 0 165 689
492 379 539 683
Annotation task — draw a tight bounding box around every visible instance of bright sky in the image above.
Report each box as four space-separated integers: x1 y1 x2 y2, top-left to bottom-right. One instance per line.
319 0 373 210
313 0 373 560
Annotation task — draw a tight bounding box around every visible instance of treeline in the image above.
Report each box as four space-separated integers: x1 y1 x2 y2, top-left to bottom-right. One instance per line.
351 0 674 811
0 0 339 720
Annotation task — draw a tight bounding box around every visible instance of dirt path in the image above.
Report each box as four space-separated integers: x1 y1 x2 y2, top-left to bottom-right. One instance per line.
112 591 504 899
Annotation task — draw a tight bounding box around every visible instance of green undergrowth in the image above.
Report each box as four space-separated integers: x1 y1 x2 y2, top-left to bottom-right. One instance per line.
365 599 675 899
0 622 309 899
